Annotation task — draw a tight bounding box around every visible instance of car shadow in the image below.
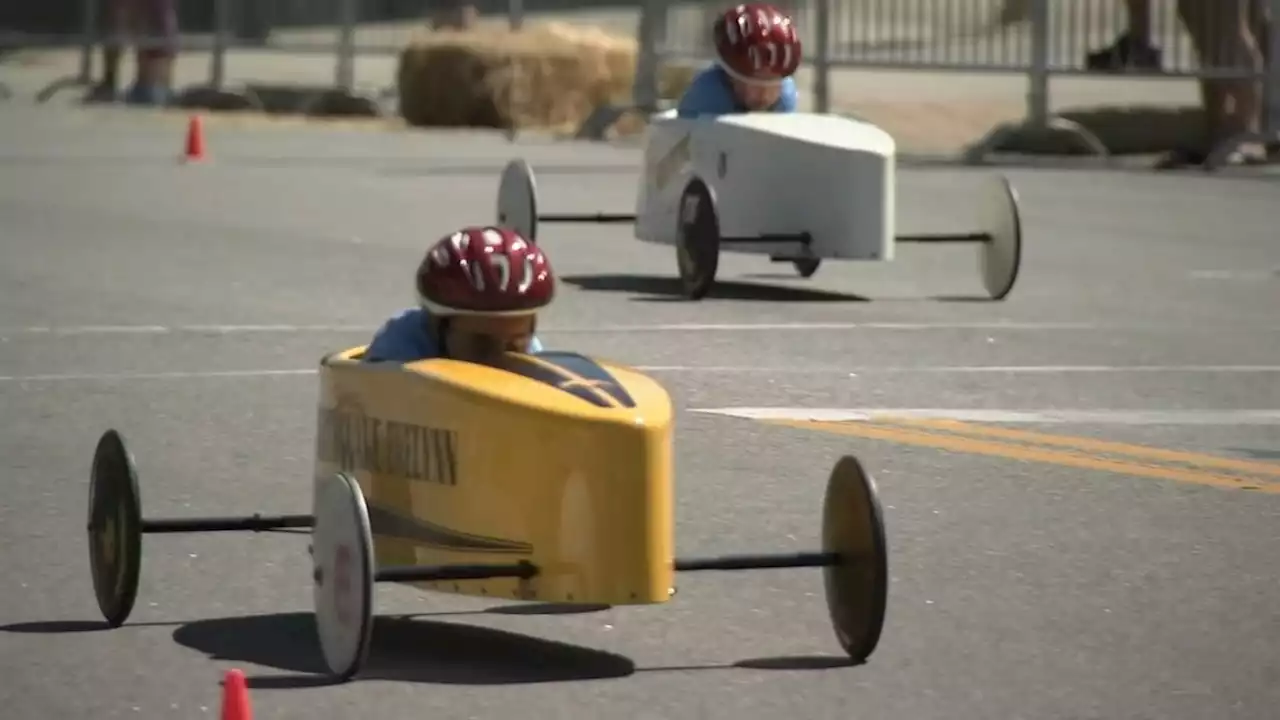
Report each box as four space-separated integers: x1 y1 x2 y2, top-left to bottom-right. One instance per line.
482 602 613 615
0 619 182 633
172 611 636 687
559 274 869 303
3 614 862 687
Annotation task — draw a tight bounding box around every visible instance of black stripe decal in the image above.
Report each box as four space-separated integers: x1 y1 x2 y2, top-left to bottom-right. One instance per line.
366 505 532 554
500 353 614 408
534 352 637 409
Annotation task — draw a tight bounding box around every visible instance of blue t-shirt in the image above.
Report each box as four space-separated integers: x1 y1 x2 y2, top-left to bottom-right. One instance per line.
676 65 798 118
363 307 544 363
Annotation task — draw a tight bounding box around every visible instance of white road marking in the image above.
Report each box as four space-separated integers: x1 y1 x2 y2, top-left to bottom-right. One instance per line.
0 324 373 336
3 320 1280 337
1190 269 1278 280
693 407 1280 425
3 364 1280 384
0 369 317 383
642 365 1280 373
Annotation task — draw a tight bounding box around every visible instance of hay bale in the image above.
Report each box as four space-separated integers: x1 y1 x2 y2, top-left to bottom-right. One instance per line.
396 22 695 132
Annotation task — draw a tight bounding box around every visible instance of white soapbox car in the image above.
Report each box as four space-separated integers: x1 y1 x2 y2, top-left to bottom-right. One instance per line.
496 110 1022 300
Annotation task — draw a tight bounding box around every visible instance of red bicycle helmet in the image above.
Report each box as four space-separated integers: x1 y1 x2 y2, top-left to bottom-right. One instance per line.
416 226 554 316
713 3 802 83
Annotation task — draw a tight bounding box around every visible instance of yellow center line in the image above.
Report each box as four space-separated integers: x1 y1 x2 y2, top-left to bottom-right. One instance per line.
873 417 1280 478
763 419 1280 494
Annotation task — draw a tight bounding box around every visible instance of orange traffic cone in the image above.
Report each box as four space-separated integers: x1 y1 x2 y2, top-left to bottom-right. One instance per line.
220 668 252 720
183 114 206 163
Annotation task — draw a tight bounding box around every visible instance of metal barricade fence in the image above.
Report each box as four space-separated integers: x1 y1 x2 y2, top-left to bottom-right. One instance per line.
12 0 530 109
6 0 1277 164
634 0 1280 162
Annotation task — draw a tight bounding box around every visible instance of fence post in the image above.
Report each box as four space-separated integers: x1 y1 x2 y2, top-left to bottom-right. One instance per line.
509 0 525 31
335 0 357 94
1025 0 1050 128
632 0 665 112
813 0 830 113
78 0 97 84
209 0 228 89
1267 0 1280 135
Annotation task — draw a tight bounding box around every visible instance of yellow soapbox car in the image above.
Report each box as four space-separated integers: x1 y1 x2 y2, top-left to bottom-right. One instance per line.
86 347 889 681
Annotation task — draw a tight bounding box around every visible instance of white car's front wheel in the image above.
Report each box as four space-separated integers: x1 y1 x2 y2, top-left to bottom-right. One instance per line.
675 177 720 300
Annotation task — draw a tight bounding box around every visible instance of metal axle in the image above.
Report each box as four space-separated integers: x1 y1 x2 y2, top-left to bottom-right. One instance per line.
135 516 838 577
722 232 812 245
140 513 314 533
676 551 838 571
374 552 839 584
539 213 636 223
896 232 990 244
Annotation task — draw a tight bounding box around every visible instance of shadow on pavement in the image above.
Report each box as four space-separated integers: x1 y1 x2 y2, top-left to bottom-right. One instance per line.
173 611 635 687
560 274 870 303
3 613 863 687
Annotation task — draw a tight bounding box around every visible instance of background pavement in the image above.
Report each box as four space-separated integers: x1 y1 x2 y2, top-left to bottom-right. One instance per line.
0 102 1278 720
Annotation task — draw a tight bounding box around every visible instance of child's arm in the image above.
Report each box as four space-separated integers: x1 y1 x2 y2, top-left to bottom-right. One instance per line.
777 77 800 112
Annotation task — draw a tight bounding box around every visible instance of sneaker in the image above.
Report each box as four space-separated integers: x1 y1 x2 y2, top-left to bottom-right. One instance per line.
83 82 119 104
1153 147 1206 170
124 82 173 107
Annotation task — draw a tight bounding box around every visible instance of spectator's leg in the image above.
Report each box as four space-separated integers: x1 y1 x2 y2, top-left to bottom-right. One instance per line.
1204 0 1264 148
125 0 178 106
1169 0 1226 164
1087 0 1164 72
997 0 1030 26
1248 0 1277 154
1228 0 1266 142
431 1 478 30
1163 0 1266 166
88 0 127 101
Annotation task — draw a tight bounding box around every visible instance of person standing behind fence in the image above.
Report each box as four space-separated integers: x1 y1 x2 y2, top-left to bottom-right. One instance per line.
1000 0 1163 71
1158 0 1272 167
86 0 179 106
1085 0 1163 72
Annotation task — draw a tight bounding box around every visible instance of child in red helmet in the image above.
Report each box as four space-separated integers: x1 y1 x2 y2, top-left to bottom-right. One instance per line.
677 3 802 118
363 226 552 366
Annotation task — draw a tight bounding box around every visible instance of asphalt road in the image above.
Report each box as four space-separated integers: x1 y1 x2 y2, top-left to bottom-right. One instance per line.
1 104 1278 720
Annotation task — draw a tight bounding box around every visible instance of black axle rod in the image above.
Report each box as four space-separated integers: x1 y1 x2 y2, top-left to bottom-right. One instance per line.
376 560 538 583
676 551 838 572
141 513 314 534
375 552 839 583
896 232 990 244
539 213 636 224
137 517 838 576
722 232 812 245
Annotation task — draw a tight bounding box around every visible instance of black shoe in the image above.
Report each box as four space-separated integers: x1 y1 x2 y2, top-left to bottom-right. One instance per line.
1086 33 1163 72
83 82 119 104
1153 147 1206 170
